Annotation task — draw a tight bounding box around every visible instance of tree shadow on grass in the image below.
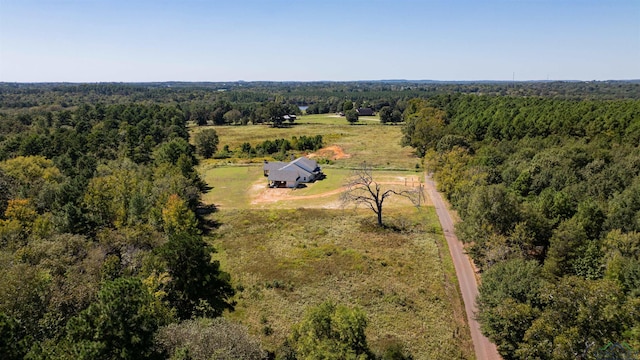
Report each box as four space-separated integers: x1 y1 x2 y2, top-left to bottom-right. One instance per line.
197 203 221 233
357 216 417 234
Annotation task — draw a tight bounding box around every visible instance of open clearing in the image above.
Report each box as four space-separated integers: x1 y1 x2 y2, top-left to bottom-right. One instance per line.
200 166 429 209
197 114 472 359
211 208 473 358
194 114 418 169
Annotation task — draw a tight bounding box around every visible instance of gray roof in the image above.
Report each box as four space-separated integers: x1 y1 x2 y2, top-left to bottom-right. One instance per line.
263 161 288 172
281 162 313 178
290 157 319 173
356 108 375 116
264 157 319 182
268 169 299 182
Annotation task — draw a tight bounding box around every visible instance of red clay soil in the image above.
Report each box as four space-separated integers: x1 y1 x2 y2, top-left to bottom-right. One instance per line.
308 145 351 160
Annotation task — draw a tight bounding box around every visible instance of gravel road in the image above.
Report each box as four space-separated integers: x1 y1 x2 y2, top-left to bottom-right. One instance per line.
425 174 501 360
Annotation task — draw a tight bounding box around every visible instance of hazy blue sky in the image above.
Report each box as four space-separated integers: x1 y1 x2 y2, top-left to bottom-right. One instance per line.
1 0 638 82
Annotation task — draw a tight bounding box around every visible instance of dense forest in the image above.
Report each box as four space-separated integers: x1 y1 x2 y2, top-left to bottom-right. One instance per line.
2 80 639 115
402 94 640 358
0 99 246 358
1 81 639 359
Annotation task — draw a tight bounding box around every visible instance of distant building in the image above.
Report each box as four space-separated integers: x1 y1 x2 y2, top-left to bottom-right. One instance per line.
263 157 323 188
356 108 375 116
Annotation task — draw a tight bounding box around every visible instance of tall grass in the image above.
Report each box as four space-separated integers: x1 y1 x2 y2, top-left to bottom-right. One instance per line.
208 208 474 358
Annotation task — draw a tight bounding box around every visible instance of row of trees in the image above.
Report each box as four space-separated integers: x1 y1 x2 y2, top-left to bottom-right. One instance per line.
238 135 324 158
186 101 302 127
401 94 640 359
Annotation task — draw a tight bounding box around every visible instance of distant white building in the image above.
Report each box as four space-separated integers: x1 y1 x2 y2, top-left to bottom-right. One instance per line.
263 157 322 188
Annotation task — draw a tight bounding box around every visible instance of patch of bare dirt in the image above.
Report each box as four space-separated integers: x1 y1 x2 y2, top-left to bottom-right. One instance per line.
251 183 346 206
308 145 351 160
250 177 432 207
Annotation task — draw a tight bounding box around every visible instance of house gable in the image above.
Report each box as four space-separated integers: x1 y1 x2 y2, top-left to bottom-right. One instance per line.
290 157 319 174
263 156 323 187
281 162 313 181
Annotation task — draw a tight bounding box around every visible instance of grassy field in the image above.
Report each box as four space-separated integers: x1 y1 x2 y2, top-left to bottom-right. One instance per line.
199 165 427 210
196 118 474 359
210 208 473 359
193 114 418 170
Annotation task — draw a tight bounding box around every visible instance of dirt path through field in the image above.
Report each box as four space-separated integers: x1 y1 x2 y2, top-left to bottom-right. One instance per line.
424 174 501 360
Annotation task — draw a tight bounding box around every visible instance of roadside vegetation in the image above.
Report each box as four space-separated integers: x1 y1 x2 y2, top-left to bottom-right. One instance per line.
402 95 640 359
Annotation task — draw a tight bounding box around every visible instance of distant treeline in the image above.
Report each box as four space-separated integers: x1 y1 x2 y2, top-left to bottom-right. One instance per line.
2 80 639 111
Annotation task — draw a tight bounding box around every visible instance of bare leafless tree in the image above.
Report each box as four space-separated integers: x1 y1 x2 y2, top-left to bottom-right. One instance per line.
340 163 420 227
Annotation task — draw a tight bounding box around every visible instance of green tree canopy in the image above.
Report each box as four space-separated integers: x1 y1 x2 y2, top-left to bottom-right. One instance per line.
379 106 392 124
401 99 446 157
62 277 171 360
0 312 31 360
345 109 359 124
477 258 542 358
288 301 372 360
158 233 234 319
156 318 266 360
193 128 219 159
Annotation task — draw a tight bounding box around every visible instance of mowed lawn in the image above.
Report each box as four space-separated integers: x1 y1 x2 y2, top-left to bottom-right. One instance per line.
199 165 427 210
192 114 418 169
210 208 474 359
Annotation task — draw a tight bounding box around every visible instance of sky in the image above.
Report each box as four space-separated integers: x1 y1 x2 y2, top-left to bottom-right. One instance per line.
0 0 638 82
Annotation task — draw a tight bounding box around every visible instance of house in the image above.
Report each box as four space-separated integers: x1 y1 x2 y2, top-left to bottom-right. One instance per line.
356 108 375 116
263 157 323 188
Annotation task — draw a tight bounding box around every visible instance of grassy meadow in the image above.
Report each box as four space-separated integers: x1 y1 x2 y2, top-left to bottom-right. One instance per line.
211 208 473 358
196 114 474 359
193 114 419 169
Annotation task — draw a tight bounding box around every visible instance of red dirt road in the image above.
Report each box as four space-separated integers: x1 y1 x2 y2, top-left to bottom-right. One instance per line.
424 174 501 360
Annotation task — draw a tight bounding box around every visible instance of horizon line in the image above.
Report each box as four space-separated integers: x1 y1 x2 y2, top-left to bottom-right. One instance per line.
2 79 639 84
